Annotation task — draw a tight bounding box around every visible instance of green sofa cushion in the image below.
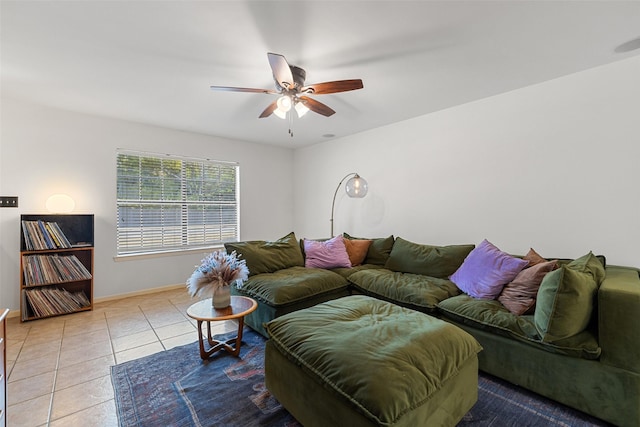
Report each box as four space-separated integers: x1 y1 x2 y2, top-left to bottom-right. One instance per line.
598 266 640 373
438 294 601 359
348 268 461 312
224 232 304 276
265 295 482 426
384 237 474 278
343 233 394 266
534 252 605 343
330 263 384 279
235 266 348 307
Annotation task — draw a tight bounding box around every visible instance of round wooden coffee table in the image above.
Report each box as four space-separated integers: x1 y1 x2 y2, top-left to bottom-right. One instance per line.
186 295 258 359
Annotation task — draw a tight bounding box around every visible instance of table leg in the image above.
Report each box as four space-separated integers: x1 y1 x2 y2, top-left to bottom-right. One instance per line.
196 317 246 360
196 320 208 360
229 316 245 357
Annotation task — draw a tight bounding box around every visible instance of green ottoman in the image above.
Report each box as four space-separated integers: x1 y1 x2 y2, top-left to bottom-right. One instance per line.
265 295 482 427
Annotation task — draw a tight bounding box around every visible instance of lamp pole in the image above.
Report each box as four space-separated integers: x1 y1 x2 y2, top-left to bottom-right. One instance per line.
330 173 368 237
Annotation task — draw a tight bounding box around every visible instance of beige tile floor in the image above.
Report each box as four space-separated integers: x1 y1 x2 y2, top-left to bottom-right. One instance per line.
5 287 237 427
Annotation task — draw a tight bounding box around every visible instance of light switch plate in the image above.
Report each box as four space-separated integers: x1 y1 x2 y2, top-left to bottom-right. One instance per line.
0 196 18 208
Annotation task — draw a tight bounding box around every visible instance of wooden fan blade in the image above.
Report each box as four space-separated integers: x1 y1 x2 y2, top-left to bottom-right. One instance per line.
267 53 294 89
302 79 363 95
259 100 279 118
299 96 335 117
210 86 277 94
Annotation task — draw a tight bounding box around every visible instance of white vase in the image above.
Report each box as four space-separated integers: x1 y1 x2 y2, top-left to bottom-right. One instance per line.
212 284 231 309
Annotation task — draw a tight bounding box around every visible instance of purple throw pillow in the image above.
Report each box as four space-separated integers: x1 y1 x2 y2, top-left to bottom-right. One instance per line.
450 239 529 299
304 235 352 269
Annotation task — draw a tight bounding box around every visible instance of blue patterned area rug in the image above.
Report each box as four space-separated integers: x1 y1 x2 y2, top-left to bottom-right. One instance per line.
111 329 610 427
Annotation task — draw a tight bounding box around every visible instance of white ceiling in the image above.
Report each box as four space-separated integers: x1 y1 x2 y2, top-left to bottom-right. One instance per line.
2 1 640 148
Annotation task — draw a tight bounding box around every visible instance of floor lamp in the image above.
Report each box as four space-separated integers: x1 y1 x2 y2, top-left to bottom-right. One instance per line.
330 173 368 237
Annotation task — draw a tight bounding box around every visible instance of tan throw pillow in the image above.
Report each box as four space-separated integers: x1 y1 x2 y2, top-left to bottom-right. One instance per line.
498 260 558 315
523 248 547 266
343 233 395 265
343 238 372 266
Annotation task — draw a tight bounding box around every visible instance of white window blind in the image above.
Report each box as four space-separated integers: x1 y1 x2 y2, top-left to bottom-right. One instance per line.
116 150 239 255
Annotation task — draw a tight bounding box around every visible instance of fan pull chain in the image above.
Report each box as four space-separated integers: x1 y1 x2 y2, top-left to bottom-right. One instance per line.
288 111 294 137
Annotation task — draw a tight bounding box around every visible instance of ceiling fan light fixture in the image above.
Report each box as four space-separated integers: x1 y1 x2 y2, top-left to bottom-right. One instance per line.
273 108 287 119
210 53 364 133
295 100 309 118
276 95 292 112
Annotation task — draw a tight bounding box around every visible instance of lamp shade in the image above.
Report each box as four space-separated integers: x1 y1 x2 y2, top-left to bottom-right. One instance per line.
345 174 368 198
46 194 75 213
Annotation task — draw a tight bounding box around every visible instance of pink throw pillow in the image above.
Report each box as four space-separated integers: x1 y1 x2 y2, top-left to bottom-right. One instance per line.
304 235 352 269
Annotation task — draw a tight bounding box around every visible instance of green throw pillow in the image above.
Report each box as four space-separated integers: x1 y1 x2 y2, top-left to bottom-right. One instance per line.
384 237 474 278
224 232 304 276
534 252 604 343
566 251 606 284
343 233 394 266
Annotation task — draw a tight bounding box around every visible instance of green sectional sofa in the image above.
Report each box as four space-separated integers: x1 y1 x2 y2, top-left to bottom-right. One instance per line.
226 232 640 427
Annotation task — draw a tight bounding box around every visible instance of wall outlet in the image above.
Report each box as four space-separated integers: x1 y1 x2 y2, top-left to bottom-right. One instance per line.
0 196 18 208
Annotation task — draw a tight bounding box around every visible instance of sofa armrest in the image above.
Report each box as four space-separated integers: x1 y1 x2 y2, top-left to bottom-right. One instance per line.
598 266 640 373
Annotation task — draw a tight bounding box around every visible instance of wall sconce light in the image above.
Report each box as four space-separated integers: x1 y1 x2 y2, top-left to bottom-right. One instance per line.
330 173 368 237
45 194 75 213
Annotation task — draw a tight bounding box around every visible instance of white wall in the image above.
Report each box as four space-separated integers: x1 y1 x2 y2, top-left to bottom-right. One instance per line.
3 54 638 313
0 98 294 311
294 55 640 267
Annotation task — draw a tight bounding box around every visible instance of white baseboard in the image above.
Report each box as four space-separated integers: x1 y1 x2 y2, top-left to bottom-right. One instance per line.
6 283 185 319
94 283 184 303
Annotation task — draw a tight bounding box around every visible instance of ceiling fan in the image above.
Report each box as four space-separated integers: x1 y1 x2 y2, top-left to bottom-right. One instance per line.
210 52 364 136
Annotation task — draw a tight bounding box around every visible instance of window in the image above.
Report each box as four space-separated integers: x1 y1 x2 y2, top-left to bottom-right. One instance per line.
116 150 239 256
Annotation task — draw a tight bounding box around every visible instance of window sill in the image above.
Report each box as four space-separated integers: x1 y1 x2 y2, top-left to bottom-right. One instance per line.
113 245 225 262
